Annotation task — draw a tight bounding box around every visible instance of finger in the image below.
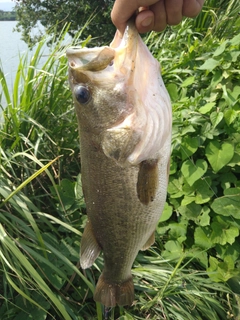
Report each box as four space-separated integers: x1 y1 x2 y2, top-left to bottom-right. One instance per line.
136 0 167 33
135 9 154 33
165 0 183 25
182 0 205 17
111 0 159 36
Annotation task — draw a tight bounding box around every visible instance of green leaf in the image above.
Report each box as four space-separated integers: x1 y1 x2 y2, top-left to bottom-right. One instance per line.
213 41 227 57
168 177 184 198
205 141 234 172
194 226 212 249
162 240 183 260
230 33 240 46
211 189 240 219
166 220 187 244
199 58 221 71
207 256 239 282
166 83 178 101
178 203 202 221
180 136 199 160
181 76 195 87
232 85 240 99
210 221 239 246
210 111 223 128
224 109 238 126
229 51 240 63
198 207 211 226
195 180 214 205
199 102 215 114
159 203 173 222
181 159 208 186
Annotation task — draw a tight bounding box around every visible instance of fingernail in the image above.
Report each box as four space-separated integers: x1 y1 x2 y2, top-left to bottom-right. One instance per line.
141 17 153 27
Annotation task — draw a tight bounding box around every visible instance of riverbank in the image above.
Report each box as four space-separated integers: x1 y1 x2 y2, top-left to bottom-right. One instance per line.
0 11 16 21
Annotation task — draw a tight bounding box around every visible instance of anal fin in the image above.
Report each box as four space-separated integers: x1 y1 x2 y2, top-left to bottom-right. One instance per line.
94 274 134 307
137 159 159 205
141 231 155 251
80 220 101 269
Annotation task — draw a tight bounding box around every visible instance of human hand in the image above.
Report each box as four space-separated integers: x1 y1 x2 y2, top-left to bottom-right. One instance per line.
111 0 205 36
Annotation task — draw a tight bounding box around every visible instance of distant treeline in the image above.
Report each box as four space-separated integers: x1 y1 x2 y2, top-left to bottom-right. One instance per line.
0 10 16 21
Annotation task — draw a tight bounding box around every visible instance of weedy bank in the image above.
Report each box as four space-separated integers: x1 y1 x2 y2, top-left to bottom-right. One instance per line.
0 1 239 319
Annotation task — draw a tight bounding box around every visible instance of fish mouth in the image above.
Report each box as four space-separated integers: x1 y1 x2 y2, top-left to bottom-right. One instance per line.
66 20 137 73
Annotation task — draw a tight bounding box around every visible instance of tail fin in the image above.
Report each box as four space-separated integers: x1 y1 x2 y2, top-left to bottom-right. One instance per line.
94 274 134 307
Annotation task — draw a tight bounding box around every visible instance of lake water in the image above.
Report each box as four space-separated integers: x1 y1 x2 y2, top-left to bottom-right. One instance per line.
0 21 47 92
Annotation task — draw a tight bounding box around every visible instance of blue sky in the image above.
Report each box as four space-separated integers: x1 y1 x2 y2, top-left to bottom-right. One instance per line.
0 1 14 11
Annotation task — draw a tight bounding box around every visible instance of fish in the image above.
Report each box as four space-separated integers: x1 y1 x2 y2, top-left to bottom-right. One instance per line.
66 19 172 307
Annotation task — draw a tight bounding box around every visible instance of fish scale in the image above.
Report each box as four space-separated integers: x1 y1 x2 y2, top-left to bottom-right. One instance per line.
67 19 172 307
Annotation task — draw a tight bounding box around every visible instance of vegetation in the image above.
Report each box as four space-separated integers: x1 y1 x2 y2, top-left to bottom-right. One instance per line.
0 10 16 21
0 0 240 319
13 0 115 46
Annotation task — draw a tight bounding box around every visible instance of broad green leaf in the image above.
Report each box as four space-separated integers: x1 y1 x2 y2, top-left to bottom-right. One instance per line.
222 85 237 106
230 33 240 46
198 207 211 226
180 136 199 160
232 85 240 99
194 227 212 249
207 256 237 282
213 41 227 57
159 203 173 222
168 177 184 198
199 102 215 114
211 190 240 219
181 195 195 206
181 125 196 135
166 83 178 101
216 242 240 265
210 222 239 245
195 180 214 204
205 141 234 172
199 58 220 71
181 76 195 87
181 159 208 186
178 203 202 221
220 171 238 190
224 109 237 126
229 51 240 62
166 220 187 244
162 240 183 260
210 111 223 128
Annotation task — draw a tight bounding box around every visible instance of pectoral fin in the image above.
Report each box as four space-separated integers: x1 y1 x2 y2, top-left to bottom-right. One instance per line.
141 231 155 251
80 220 101 269
137 159 159 205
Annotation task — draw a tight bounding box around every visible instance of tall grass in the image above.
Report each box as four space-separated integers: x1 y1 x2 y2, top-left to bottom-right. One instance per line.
0 1 240 319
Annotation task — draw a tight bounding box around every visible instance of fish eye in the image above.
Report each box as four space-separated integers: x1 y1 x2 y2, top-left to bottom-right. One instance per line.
74 85 91 104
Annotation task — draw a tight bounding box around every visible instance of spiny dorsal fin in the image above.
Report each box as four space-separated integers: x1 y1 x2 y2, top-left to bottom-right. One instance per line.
137 159 159 205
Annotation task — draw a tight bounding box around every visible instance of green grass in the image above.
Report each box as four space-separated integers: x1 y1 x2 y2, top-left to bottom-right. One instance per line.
0 1 240 319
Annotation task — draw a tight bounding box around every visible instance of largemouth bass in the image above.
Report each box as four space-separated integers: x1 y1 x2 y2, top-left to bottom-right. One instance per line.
66 20 172 307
